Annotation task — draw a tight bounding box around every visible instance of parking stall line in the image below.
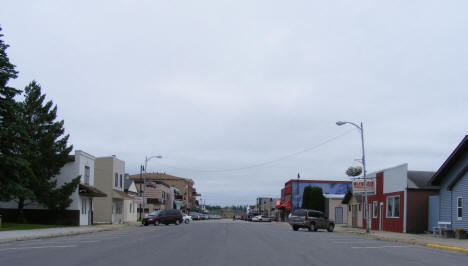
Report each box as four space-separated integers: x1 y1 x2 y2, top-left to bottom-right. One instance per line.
351 245 414 249
0 245 77 251
15 240 101 245
333 241 382 244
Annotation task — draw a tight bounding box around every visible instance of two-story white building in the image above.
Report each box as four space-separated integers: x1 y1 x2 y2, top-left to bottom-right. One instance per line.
0 150 107 226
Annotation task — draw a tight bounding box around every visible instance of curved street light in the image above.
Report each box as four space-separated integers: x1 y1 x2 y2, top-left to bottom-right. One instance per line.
336 121 370 233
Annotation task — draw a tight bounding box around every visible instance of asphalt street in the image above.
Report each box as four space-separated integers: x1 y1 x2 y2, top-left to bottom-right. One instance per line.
0 220 467 266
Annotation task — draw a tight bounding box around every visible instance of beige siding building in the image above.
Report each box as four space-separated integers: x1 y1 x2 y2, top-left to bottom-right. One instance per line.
134 180 171 215
130 173 197 211
256 197 280 217
324 195 348 224
342 190 363 228
93 156 126 224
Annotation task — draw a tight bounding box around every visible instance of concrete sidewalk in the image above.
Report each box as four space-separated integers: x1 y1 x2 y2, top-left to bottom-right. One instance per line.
335 225 468 252
0 224 129 243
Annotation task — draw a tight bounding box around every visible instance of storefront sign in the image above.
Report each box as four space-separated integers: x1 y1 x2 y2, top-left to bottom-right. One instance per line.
133 197 144 204
352 178 376 194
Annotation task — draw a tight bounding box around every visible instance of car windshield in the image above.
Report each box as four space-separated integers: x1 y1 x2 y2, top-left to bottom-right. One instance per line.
292 210 307 216
149 210 160 216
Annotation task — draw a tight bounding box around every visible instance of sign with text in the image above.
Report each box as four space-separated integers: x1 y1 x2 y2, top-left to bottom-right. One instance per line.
352 178 376 194
133 197 144 204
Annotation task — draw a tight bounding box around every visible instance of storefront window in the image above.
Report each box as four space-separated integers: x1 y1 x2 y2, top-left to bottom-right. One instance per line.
386 196 400 218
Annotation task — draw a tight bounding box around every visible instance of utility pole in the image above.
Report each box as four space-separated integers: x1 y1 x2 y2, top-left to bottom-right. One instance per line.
139 165 144 220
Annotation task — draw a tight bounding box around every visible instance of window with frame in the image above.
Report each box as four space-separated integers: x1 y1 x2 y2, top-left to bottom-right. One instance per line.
120 174 123 188
457 197 463 220
386 196 400 218
84 166 90 185
373 201 378 218
114 173 118 187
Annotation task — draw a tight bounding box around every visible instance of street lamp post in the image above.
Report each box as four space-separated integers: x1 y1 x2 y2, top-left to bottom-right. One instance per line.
143 155 163 214
336 121 370 233
139 165 144 220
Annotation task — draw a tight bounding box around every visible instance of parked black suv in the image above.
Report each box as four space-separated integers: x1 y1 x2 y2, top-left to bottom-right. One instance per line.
142 209 183 226
289 209 334 232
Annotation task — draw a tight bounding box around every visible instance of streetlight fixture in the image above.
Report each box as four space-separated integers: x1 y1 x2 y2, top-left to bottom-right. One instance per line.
142 155 163 216
336 121 370 233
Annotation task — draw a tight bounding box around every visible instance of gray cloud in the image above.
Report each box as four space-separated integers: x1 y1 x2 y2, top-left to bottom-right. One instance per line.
2 0 467 206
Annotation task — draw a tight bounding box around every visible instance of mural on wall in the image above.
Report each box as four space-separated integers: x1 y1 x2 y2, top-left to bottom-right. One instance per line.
291 182 352 210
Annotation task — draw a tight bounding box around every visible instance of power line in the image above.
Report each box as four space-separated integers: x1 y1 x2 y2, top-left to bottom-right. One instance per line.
157 129 355 173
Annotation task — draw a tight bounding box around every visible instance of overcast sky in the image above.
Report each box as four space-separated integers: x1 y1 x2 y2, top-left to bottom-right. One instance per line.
2 1 467 206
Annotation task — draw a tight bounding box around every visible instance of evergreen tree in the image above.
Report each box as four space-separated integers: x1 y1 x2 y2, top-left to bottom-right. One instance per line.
0 26 32 204
20 81 80 212
301 186 325 212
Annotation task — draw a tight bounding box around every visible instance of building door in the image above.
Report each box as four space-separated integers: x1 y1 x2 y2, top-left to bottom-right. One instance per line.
379 202 383 230
352 205 357 227
335 207 343 224
88 199 93 225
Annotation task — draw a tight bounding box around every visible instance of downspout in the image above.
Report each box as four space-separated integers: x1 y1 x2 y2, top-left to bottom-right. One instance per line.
404 169 408 233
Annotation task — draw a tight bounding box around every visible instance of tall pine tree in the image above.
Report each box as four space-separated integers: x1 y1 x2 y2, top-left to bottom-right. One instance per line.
0 26 32 204
20 81 80 212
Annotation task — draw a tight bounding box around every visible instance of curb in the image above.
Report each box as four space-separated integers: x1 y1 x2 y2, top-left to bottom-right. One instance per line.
0 224 127 244
427 244 468 253
336 228 468 252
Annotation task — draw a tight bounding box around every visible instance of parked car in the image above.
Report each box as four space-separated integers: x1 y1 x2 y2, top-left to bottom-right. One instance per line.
200 213 209 220
247 213 259 221
260 216 272 222
288 209 334 232
209 214 221 219
148 209 183 226
183 214 192 224
189 212 201 220
251 215 262 222
142 210 161 226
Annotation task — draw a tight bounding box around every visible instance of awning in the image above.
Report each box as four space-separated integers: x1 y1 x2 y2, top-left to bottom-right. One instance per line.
278 201 291 210
112 189 130 199
79 183 107 197
172 187 181 195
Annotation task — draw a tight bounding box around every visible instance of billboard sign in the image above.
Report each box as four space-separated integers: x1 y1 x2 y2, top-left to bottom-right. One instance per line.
352 178 376 194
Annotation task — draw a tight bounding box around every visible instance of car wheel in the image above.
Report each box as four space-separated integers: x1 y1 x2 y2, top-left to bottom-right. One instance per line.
327 224 334 232
154 220 160 226
175 219 180 225
309 223 315 232
292 225 299 231
144 222 148 226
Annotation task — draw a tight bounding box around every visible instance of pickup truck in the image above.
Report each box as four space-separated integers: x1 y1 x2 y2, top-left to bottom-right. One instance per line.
288 209 334 232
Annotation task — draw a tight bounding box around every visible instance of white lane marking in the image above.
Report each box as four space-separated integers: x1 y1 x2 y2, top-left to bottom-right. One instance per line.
15 240 100 246
0 245 77 251
334 241 381 244
351 245 412 249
